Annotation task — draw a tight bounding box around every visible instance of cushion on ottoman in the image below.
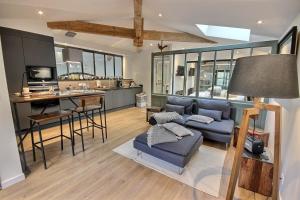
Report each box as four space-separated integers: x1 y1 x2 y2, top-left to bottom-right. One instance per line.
134 129 203 168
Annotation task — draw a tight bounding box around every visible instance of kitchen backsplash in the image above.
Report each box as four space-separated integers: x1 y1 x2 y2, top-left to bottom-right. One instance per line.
58 79 133 90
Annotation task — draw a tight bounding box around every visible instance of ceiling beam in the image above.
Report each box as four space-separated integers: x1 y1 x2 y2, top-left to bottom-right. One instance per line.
47 21 135 39
47 21 216 45
133 0 143 47
144 30 216 43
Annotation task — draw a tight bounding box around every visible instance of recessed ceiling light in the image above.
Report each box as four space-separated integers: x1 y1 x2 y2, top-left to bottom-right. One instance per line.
150 43 153 46
257 20 263 24
158 13 162 17
38 10 44 15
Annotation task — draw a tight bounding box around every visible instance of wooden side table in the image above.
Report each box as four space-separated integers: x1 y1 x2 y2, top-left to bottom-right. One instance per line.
238 149 273 197
233 126 270 147
146 106 163 122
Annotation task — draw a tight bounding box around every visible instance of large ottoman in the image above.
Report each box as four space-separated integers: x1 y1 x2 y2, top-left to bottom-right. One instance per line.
133 129 203 174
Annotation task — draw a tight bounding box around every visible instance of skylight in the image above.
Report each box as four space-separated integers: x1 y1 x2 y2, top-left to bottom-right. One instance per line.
196 24 251 41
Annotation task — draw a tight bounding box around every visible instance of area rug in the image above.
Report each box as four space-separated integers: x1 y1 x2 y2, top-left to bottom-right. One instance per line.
113 139 226 197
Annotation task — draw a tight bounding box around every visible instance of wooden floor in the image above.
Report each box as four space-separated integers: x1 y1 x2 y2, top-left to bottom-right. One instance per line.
0 107 269 200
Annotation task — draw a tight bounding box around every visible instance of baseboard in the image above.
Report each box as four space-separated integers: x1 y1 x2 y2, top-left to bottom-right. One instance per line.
0 173 25 189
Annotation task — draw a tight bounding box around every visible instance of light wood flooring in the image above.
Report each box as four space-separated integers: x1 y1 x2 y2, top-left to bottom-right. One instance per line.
0 107 269 200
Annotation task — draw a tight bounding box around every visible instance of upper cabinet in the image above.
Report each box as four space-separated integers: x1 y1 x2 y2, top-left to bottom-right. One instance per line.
22 37 56 67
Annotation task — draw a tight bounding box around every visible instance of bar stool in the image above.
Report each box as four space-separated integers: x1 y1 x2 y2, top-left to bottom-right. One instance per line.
71 95 107 152
28 110 74 169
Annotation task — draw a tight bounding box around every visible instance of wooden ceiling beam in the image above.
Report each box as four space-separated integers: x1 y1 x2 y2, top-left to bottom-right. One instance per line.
144 30 216 44
133 0 143 47
47 21 135 39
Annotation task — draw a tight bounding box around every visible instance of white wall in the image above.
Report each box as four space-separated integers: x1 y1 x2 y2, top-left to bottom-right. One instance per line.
0 36 25 189
264 13 300 200
125 49 153 105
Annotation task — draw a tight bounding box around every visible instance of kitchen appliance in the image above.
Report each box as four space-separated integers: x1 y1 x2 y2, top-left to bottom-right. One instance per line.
244 136 264 155
26 66 59 92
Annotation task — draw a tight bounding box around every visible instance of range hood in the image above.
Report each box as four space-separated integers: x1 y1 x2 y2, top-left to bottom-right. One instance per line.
62 48 83 63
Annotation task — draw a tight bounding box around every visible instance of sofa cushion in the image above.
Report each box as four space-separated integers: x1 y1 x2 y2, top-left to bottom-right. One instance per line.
171 114 190 126
167 96 194 114
186 115 214 124
165 104 185 115
135 129 202 156
162 122 194 137
198 108 222 121
185 119 234 135
196 99 231 119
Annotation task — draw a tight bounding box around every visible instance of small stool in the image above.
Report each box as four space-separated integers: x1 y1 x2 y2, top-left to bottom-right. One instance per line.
146 106 163 122
71 95 107 152
28 110 74 169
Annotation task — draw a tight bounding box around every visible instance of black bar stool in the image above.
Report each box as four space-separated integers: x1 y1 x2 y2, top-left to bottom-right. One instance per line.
28 110 74 169
71 95 107 152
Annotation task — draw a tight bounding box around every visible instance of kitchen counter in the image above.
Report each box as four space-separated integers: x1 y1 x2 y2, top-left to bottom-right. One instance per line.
94 86 142 91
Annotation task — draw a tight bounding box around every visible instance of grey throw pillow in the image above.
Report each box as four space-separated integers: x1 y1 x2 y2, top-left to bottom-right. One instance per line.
162 122 194 137
187 115 214 124
198 108 222 121
165 104 185 115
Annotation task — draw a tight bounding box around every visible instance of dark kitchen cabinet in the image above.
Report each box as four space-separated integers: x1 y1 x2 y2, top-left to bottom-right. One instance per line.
0 34 26 93
0 26 57 130
23 37 56 67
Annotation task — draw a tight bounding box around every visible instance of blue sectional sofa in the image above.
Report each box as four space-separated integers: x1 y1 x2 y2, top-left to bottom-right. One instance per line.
150 96 236 146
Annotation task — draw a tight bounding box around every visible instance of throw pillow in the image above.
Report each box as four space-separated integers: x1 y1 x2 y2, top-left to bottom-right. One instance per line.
162 122 194 137
187 115 214 124
198 108 222 121
165 104 185 115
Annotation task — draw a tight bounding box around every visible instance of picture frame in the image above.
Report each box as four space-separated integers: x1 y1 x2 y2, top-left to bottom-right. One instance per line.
277 26 298 54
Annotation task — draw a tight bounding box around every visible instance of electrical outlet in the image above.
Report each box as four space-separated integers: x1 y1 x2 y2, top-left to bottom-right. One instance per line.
280 173 285 185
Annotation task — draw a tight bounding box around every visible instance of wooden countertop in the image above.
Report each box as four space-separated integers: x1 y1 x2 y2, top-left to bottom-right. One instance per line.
10 90 106 103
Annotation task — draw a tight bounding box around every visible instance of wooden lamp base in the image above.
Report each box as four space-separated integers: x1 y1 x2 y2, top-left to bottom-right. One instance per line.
226 99 281 200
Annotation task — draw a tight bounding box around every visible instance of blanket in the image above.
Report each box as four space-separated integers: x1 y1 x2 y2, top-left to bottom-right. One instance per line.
152 112 183 124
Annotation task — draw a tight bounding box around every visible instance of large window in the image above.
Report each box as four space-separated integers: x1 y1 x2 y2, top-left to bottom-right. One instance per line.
173 54 185 96
95 53 105 78
199 52 214 98
82 51 94 77
186 53 198 96
54 45 123 79
55 47 68 76
105 55 114 78
151 40 277 102
114 56 123 78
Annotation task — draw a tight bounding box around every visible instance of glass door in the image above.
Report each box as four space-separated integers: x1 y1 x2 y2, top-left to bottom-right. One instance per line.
153 56 163 94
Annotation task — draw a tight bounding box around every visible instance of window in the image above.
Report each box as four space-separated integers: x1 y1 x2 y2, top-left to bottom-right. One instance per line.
95 53 105 78
153 55 163 94
55 45 123 79
82 51 94 77
198 51 215 98
114 56 123 78
213 50 232 99
105 55 114 78
252 47 272 56
228 48 251 101
173 54 185 96
186 53 198 96
55 47 67 76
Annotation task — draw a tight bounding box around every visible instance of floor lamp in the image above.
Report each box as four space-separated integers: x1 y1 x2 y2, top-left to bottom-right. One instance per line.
226 54 299 200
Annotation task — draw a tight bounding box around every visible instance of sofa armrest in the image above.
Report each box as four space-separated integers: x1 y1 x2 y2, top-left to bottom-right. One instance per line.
230 107 237 121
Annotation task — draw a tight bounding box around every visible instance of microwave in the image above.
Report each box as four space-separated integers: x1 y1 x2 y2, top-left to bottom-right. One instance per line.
26 66 56 82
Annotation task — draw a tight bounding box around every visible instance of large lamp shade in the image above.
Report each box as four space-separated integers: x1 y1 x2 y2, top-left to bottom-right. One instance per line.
228 54 299 98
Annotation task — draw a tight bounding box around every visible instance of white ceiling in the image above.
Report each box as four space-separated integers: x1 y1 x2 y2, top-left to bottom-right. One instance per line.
0 0 299 52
